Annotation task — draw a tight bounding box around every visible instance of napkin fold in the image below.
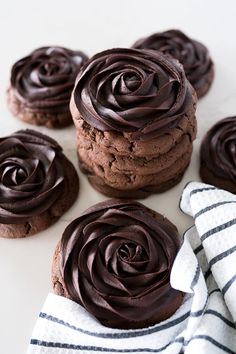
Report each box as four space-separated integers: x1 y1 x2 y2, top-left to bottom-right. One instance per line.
28 182 236 354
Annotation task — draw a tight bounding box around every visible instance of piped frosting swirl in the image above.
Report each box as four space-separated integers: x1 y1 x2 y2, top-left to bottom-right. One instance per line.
0 129 65 223
60 199 182 328
200 117 236 182
10 46 88 113
133 30 213 97
72 48 194 141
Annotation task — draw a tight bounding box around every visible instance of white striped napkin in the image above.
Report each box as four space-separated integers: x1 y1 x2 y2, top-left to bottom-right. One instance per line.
28 182 236 354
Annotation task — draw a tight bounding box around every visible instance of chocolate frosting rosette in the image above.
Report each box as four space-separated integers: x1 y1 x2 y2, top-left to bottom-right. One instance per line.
70 48 197 198
0 129 79 238
200 116 236 193
8 46 88 128
52 200 183 329
72 48 194 140
133 30 214 98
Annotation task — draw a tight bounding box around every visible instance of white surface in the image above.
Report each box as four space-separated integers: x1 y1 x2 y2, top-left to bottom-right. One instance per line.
0 1 236 353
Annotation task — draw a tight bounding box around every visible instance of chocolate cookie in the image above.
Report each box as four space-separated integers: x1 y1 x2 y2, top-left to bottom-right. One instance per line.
52 200 183 329
200 116 236 193
77 133 194 198
7 46 88 128
70 48 197 198
133 29 214 98
0 129 79 238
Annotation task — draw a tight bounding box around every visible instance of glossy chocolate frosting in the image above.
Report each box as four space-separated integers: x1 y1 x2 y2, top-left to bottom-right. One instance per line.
60 199 182 328
133 30 213 96
200 117 236 182
10 46 88 113
0 129 65 223
73 48 194 141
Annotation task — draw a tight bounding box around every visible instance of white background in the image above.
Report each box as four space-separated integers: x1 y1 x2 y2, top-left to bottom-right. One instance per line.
1 0 236 353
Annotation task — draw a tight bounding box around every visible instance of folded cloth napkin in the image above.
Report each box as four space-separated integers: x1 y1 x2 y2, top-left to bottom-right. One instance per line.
28 182 236 354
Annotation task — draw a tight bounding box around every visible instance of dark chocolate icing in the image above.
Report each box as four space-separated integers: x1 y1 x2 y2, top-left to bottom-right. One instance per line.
10 46 88 113
61 199 182 328
0 129 65 223
133 30 213 96
73 48 194 141
200 117 236 182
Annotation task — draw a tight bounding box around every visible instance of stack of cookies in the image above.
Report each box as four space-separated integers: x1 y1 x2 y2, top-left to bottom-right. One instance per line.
70 48 197 198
